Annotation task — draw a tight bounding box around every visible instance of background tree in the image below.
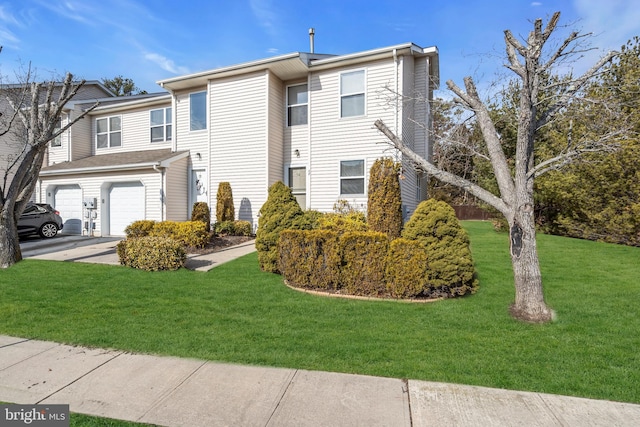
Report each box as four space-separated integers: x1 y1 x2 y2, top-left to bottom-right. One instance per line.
0 72 99 268
101 75 147 96
376 12 623 323
367 157 403 239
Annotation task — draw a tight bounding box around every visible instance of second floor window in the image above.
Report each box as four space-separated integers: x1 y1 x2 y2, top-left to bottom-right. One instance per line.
51 118 62 147
190 91 206 131
150 107 172 142
340 70 365 118
96 116 122 148
287 84 308 126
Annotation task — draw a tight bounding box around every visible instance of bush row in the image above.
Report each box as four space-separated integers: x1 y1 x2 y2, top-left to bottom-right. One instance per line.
124 220 209 248
278 229 475 299
214 220 253 236
116 236 186 271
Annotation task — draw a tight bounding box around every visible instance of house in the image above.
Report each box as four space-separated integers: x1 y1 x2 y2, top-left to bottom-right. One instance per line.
30 42 439 236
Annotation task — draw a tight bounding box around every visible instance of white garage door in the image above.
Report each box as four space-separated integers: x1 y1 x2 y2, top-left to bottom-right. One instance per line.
109 182 145 236
54 185 82 235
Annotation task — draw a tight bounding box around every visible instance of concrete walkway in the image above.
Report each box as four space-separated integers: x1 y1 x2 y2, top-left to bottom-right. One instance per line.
20 235 257 271
1 335 639 426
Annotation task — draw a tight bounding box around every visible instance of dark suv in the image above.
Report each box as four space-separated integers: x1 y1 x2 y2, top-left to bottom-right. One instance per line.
18 203 64 239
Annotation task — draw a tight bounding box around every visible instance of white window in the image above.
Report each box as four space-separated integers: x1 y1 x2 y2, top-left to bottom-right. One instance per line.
96 116 122 148
340 159 365 195
287 84 308 126
190 91 206 131
51 118 62 147
340 70 365 118
150 107 172 142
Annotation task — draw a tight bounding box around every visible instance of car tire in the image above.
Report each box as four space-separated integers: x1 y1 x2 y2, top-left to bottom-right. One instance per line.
39 222 59 239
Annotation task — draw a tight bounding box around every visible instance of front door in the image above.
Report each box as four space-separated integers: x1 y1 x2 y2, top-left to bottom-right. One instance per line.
191 169 208 213
289 167 306 209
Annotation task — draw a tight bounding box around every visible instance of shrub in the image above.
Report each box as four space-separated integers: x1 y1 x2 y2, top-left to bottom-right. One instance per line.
191 202 211 232
292 210 324 230
117 236 186 271
340 231 389 296
214 220 253 236
149 220 209 248
385 238 430 298
256 181 304 273
278 230 341 290
216 182 235 223
124 220 156 238
367 158 403 239
402 199 478 296
317 211 368 234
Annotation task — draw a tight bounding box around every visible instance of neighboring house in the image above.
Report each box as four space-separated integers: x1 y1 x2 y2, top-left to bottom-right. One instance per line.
28 42 439 236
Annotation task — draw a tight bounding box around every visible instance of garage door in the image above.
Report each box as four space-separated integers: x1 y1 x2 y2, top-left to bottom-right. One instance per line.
54 185 82 235
109 182 145 236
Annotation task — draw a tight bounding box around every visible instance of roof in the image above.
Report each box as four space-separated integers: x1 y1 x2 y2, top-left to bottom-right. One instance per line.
158 43 439 92
40 149 189 176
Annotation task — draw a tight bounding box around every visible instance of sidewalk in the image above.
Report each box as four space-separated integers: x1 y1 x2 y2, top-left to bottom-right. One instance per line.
20 236 257 271
1 335 639 426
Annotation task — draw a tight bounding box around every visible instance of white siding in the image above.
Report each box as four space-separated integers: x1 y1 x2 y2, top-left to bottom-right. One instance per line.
267 71 285 187
40 169 162 236
307 59 398 213
165 156 189 221
209 72 269 227
91 103 172 156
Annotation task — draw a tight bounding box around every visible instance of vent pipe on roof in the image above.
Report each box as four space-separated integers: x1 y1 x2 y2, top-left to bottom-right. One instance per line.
309 28 315 53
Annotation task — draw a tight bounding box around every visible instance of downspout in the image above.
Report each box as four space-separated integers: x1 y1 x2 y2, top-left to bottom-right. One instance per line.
393 49 399 136
153 164 165 221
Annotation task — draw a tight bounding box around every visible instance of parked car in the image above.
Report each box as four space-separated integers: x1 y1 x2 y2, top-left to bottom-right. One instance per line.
18 203 63 239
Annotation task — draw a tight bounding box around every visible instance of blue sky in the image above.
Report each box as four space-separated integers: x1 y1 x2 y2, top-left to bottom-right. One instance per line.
1 0 639 97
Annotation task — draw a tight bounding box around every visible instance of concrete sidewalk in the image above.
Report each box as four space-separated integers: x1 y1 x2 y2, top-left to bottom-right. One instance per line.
20 236 257 271
1 336 639 426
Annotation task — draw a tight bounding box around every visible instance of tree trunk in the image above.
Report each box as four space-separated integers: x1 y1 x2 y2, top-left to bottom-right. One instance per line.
508 202 554 323
0 216 22 268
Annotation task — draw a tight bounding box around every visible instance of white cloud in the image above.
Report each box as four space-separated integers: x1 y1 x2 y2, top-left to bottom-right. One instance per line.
249 0 279 36
144 52 190 75
573 0 640 51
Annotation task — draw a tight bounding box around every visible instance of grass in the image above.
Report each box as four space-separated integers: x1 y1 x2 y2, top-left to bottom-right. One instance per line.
0 221 639 404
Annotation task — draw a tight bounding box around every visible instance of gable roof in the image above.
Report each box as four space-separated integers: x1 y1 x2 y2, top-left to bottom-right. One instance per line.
158 43 439 92
40 148 189 176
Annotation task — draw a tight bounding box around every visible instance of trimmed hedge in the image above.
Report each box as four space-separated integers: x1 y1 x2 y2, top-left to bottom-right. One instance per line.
385 238 430 298
148 220 209 248
340 231 389 296
124 220 156 238
367 158 403 239
317 211 368 234
216 182 235 223
214 220 253 236
278 230 341 291
117 236 186 271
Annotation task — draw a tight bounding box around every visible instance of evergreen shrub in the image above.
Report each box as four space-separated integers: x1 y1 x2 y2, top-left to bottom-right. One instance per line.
117 236 186 271
402 199 478 296
317 211 368 234
339 231 389 296
124 220 156 238
385 238 430 298
191 202 211 232
367 158 403 239
256 181 303 273
148 220 209 248
278 229 341 290
216 182 235 223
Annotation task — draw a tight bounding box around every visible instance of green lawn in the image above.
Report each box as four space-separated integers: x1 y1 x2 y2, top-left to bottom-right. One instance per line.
1 221 639 404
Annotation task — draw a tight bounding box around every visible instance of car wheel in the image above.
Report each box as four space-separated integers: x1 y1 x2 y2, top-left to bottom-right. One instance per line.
39 222 59 238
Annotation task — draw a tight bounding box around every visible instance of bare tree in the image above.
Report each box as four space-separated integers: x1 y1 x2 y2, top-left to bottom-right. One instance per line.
0 72 99 268
375 12 622 323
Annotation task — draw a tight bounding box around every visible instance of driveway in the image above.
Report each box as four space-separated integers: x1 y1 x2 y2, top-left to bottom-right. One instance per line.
19 234 122 264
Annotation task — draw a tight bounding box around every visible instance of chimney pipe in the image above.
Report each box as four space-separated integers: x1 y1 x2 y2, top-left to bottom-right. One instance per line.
309 28 315 53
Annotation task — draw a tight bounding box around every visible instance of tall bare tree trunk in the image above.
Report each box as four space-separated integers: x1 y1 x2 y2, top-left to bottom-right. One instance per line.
0 211 22 268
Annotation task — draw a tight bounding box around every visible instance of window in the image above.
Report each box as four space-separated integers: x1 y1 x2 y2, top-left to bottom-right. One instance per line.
340 70 365 117
340 159 365 194
150 107 172 142
287 84 308 126
51 118 62 147
96 116 122 148
190 91 206 131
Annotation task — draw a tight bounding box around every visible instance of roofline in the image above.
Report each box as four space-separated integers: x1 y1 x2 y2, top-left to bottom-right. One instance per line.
40 150 189 176
85 93 172 114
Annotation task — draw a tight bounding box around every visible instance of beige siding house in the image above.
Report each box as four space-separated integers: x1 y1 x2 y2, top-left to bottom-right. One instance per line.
25 42 439 236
